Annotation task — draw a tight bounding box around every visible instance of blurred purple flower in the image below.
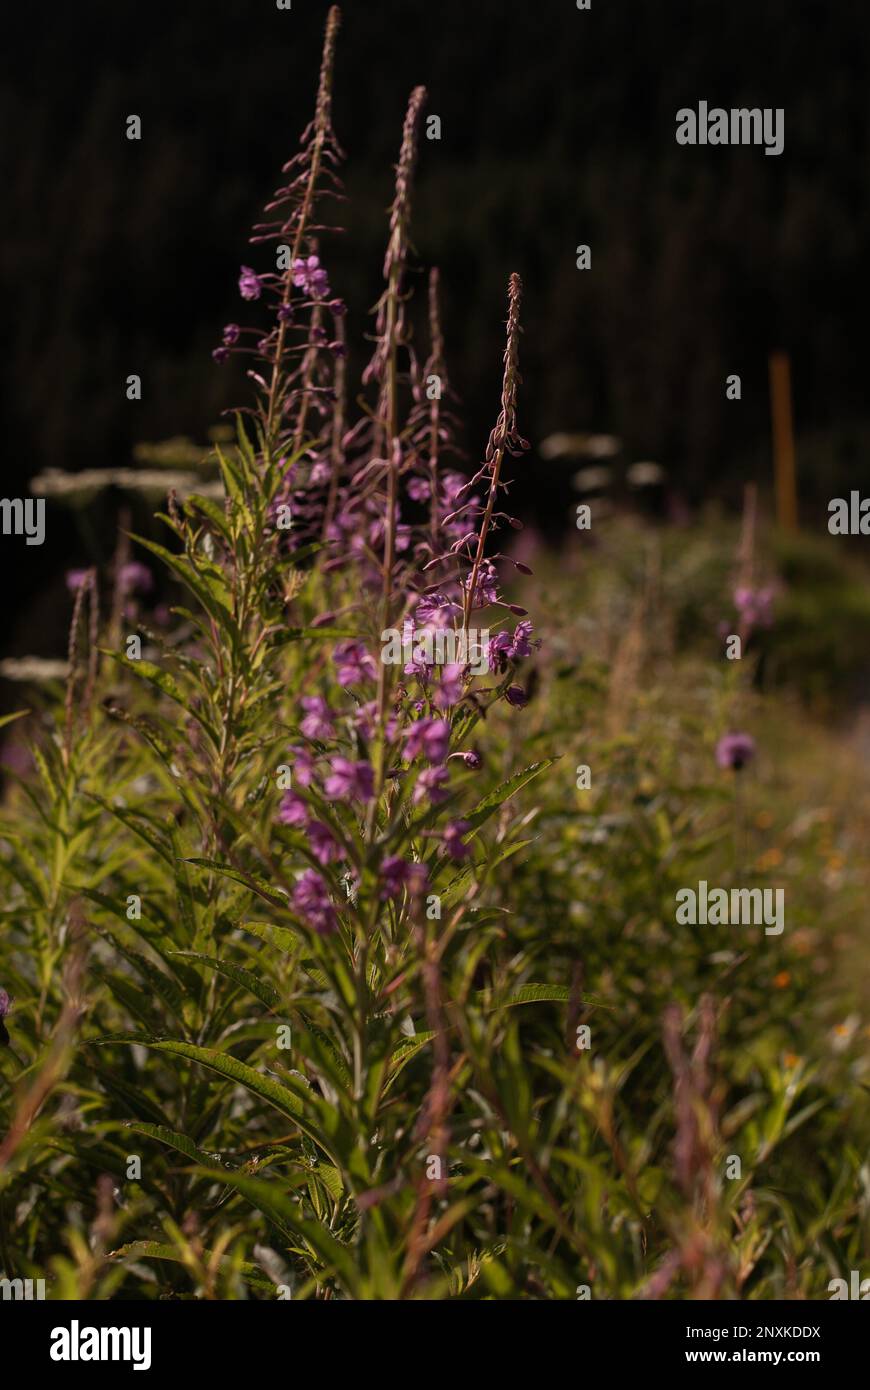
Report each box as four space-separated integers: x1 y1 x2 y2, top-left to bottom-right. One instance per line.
277 791 308 827
65 569 90 593
289 745 316 788
324 756 375 803
378 856 416 900
119 561 153 595
293 870 337 935
407 477 430 502
433 663 464 709
443 819 472 861
333 640 378 688
413 764 449 805
309 820 342 865
716 731 756 771
404 717 450 764
223 323 241 344
300 696 335 741
733 586 775 632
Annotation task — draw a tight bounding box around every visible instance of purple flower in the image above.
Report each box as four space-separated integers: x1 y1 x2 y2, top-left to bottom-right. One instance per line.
378 856 416 900
402 624 432 679
300 696 335 741
487 630 512 671
452 748 482 771
277 791 308 827
716 732 756 771
333 640 378 688
404 717 450 764
488 621 538 671
352 701 398 744
277 304 294 323
0 989 11 1019
413 764 449 805
212 346 230 364
464 558 499 609
416 593 461 628
119 561 153 595
434 663 465 709
65 568 89 593
441 472 467 505
239 265 263 301
505 685 529 708
309 820 342 865
223 323 241 345
324 757 375 803
733 586 775 631
407 477 430 502
289 745 316 788
443 819 472 861
510 620 535 658
293 870 337 935
292 255 330 299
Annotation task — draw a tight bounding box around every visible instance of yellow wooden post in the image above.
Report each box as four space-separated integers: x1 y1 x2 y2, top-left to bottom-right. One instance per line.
769 352 798 530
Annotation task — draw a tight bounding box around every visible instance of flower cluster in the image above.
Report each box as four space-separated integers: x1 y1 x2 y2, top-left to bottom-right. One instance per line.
733 584 775 636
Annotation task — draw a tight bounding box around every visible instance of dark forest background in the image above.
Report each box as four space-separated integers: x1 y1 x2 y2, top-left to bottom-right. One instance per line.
1 0 868 658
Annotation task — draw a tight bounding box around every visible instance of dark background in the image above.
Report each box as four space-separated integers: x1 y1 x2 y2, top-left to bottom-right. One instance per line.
1 0 868 659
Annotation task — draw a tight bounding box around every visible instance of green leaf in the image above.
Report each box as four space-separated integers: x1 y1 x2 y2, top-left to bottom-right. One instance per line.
126 1122 224 1171
101 1038 342 1168
193 1169 360 1292
183 857 287 908
384 1031 436 1091
0 709 29 731
465 758 558 832
172 952 282 1012
109 1240 274 1293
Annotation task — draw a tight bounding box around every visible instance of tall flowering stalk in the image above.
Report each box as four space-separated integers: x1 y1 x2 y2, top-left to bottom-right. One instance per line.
216 4 345 464
369 85 427 801
460 273 529 633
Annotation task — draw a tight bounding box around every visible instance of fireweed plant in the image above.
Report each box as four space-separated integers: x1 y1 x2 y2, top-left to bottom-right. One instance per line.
1 7 868 1301
0 7 565 1299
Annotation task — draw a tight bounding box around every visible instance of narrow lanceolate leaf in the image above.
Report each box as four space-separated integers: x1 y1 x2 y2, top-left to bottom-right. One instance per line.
477 983 612 1011
125 1122 224 1171
183 857 288 908
172 952 282 1012
109 1241 274 1293
271 626 357 645
384 1030 436 1092
240 919 301 955
192 1169 360 1293
0 709 29 731
465 758 558 831
89 924 189 1022
99 1038 341 1167
103 650 222 750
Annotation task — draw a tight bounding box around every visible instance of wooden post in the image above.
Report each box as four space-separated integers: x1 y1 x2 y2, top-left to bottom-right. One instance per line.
769 352 798 531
